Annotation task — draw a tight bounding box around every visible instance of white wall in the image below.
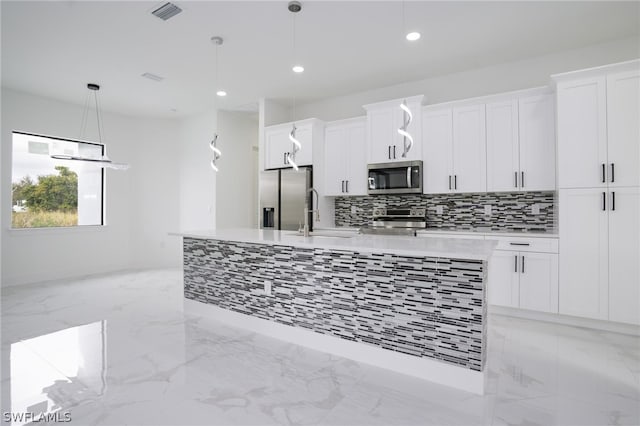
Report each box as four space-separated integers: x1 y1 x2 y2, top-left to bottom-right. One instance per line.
293 37 640 121
178 108 217 232
216 110 259 229
1 88 183 286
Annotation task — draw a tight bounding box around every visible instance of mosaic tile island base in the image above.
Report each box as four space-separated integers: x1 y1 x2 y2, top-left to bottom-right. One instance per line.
180 231 491 393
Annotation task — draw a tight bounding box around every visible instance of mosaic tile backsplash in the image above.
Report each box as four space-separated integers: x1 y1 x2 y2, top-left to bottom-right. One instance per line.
334 192 556 232
184 238 487 372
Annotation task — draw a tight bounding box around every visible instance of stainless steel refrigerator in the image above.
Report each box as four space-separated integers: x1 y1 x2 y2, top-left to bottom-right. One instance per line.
259 167 313 231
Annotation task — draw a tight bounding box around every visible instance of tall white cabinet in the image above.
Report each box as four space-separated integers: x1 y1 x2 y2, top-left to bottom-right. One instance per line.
555 61 640 325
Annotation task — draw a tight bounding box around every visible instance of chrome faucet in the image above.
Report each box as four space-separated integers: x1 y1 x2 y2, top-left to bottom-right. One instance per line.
303 188 320 237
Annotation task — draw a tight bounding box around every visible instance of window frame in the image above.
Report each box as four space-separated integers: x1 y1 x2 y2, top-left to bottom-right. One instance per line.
10 130 106 230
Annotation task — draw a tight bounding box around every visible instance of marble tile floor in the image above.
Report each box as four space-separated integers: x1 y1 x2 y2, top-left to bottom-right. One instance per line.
1 269 638 426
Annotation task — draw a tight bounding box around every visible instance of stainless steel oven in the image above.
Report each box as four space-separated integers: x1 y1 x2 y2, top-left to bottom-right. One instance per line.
367 160 423 195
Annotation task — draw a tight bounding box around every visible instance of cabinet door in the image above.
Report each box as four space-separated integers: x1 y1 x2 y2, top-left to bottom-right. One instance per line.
324 126 348 196
559 188 608 320
519 94 556 191
368 108 395 163
607 70 640 188
486 100 519 192
519 252 559 313
345 123 367 195
265 127 292 169
452 104 487 193
422 109 453 194
557 77 607 188
608 187 640 325
488 250 520 308
292 125 313 167
393 99 423 161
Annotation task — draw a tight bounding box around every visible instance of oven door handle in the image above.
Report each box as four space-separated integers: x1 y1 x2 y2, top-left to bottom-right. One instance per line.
407 166 412 189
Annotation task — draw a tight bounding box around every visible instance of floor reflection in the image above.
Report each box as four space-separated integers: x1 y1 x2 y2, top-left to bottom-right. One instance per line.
8 321 106 425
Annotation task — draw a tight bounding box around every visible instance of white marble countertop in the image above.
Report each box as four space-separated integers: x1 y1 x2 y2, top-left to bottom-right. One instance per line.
171 228 497 261
314 227 558 239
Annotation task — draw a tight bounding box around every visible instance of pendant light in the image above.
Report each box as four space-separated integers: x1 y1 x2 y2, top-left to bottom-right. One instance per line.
50 83 130 170
287 1 302 171
210 134 221 172
399 1 415 158
210 36 225 171
399 99 414 158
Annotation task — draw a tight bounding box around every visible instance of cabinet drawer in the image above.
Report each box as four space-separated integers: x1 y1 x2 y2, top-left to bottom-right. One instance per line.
489 236 558 253
417 232 485 240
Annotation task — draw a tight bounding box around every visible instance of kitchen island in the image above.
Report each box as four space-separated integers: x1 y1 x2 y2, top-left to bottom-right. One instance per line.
175 229 496 394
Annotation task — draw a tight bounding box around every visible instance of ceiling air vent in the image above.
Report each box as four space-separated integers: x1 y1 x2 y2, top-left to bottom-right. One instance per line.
141 72 164 82
151 2 182 21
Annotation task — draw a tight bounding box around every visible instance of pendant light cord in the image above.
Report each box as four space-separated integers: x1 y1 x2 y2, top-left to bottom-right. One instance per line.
94 89 104 145
292 11 297 123
80 90 91 139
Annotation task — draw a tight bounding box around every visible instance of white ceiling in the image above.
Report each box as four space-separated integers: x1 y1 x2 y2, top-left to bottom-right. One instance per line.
2 1 639 118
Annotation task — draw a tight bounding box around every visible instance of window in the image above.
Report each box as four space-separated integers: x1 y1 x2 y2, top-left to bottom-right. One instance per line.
11 132 104 228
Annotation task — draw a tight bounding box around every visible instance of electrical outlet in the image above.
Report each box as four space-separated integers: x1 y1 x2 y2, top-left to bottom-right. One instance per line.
484 205 492 216
351 206 357 214
531 204 541 215
264 282 272 296
436 205 444 215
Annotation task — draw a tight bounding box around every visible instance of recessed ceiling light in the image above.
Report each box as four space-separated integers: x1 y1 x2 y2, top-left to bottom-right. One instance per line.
406 32 421 41
216 90 227 97
292 65 304 73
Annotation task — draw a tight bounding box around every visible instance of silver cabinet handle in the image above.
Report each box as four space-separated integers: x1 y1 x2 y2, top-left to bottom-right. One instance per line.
454 175 457 190
602 163 606 183
509 242 530 246
514 255 518 273
521 171 525 188
346 180 349 193
448 175 452 190
514 171 518 188
521 255 525 274
388 146 391 160
602 191 606 211
393 145 396 159
341 180 345 193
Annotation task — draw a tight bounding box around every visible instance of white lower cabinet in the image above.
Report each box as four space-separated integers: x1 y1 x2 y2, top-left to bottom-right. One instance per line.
489 237 559 314
488 250 520 308
519 252 559 313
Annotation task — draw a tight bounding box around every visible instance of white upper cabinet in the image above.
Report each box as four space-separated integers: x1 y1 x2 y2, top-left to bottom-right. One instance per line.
264 119 319 170
324 118 367 196
556 76 608 188
486 94 556 192
422 108 454 194
364 95 423 164
606 70 640 188
452 104 487 193
518 95 556 191
422 103 486 193
486 100 519 192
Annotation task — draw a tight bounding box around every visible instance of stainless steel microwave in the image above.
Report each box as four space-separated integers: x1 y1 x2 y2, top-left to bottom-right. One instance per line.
367 160 423 195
